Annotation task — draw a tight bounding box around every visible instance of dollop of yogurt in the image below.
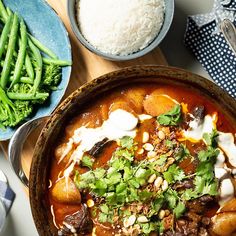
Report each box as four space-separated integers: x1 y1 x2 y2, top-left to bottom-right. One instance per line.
60 109 139 165
217 132 236 167
183 113 217 142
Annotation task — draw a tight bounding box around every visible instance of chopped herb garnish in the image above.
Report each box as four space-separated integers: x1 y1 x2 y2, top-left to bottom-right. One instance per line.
157 104 182 126
73 124 221 235
81 155 94 169
120 136 135 149
163 164 185 184
174 144 190 161
203 129 218 147
173 201 186 218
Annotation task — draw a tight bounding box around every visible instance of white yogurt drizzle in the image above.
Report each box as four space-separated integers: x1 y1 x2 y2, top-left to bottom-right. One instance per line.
60 109 140 179
183 113 217 142
217 132 236 167
182 113 236 205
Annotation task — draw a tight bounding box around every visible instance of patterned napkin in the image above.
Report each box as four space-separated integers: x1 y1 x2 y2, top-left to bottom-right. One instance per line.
0 170 15 214
184 0 236 98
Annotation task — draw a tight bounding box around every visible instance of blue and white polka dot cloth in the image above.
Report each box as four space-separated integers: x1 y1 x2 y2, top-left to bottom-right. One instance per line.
184 0 236 98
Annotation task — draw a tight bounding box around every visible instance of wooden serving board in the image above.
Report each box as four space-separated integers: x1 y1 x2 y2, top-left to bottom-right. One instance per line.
0 0 168 184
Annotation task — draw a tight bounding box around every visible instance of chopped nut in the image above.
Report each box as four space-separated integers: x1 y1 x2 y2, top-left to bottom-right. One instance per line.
154 176 163 189
142 132 149 143
148 174 157 183
149 157 156 163
162 180 168 191
137 216 149 223
124 215 136 228
158 130 166 140
143 143 154 151
137 148 144 155
159 210 165 220
87 199 94 208
165 209 170 216
163 157 175 172
147 151 157 159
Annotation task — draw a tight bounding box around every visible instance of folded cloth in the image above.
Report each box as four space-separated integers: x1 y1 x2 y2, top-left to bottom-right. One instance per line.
0 170 15 214
184 0 236 98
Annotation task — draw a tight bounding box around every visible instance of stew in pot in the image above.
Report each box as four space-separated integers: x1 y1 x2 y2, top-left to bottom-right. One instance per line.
48 83 236 236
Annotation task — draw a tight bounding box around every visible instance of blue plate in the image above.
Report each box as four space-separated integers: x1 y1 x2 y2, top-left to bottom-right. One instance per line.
0 0 72 141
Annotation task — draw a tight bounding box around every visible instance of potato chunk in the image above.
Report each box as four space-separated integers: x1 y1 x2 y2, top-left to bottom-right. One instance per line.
124 87 146 113
51 177 81 204
211 212 236 236
143 91 177 116
221 198 236 212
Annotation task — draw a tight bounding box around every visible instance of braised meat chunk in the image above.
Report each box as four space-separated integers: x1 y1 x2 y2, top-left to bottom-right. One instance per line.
58 204 93 235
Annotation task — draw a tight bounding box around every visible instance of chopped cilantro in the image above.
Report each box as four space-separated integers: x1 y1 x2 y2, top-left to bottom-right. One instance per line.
81 155 94 169
165 189 179 209
138 190 153 202
100 204 109 214
157 104 182 126
174 144 190 161
98 212 108 223
73 128 221 234
93 168 106 179
198 146 219 163
163 164 185 184
165 139 175 149
173 201 186 218
203 129 218 147
120 136 135 149
154 155 167 166
152 196 165 213
141 222 158 235
159 222 165 234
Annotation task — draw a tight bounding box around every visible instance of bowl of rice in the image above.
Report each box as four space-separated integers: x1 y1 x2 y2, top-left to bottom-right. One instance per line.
68 0 174 61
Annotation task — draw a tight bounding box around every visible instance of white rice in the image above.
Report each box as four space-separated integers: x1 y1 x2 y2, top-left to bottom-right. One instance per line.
77 0 165 56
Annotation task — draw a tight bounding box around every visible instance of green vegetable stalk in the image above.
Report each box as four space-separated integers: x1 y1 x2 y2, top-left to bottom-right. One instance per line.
0 0 8 23
0 86 32 127
28 39 43 94
25 53 34 79
0 13 12 60
10 20 27 88
0 13 18 89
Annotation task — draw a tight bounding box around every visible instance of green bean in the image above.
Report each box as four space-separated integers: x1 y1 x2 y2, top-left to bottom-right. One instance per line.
0 14 12 60
6 7 12 16
7 91 49 100
28 34 57 59
9 76 33 84
10 20 27 88
28 39 42 94
0 13 18 89
0 0 8 23
42 57 72 66
25 53 34 79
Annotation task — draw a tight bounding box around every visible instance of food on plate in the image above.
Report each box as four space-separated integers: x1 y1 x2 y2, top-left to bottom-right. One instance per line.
0 0 71 129
48 83 236 235
77 0 165 56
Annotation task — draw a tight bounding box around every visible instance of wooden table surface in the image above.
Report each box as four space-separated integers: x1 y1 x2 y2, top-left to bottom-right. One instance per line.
0 0 168 182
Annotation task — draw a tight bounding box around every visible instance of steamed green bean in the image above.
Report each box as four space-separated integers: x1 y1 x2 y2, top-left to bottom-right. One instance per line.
25 53 34 79
0 13 18 89
10 20 27 87
7 91 49 100
29 34 57 59
0 0 8 23
0 13 12 60
42 57 72 66
28 39 42 94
